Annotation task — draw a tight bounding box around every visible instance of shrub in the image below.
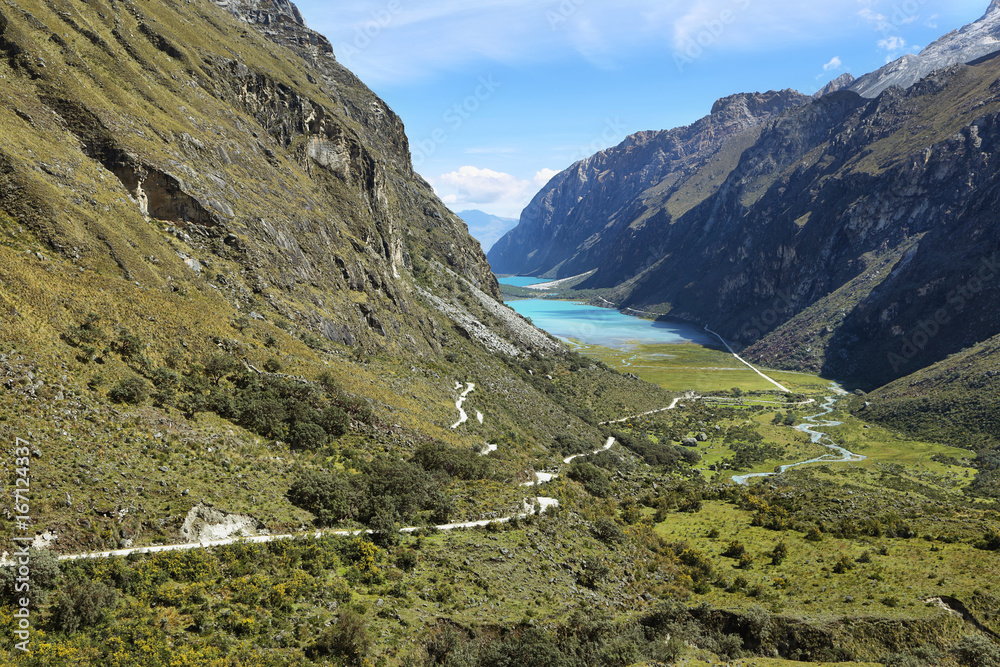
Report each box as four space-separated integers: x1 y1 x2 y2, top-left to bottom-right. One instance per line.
263 356 282 373
50 579 118 633
805 526 824 542
954 635 1000 667
770 541 788 566
832 555 855 574
288 421 327 451
722 540 746 558
412 441 489 480
592 517 626 545
310 609 371 666
287 470 350 526
567 460 612 498
108 375 148 404
976 528 1000 551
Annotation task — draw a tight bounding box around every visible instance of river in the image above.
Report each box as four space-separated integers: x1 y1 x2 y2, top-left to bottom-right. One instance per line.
732 390 866 485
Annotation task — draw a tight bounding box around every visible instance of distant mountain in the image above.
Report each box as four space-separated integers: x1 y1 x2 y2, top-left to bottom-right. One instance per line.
487 90 811 277
457 210 519 252
847 1 1000 97
488 2 1000 395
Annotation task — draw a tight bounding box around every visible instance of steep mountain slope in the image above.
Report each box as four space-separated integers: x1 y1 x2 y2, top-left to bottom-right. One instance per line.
487 89 811 278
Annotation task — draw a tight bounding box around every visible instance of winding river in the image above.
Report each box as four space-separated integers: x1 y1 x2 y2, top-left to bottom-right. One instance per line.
732 390 866 485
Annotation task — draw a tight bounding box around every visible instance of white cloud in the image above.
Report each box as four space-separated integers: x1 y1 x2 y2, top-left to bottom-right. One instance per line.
533 168 559 187
823 56 843 71
878 35 906 51
857 8 889 32
433 166 560 217
439 166 526 203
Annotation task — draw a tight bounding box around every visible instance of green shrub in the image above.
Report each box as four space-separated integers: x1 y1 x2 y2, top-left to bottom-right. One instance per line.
108 375 148 404
287 470 350 526
592 517 626 545
770 541 788 566
50 578 118 633
288 421 327 451
309 609 370 665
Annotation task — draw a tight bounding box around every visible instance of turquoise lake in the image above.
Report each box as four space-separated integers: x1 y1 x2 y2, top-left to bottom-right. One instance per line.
506 298 711 350
497 276 552 287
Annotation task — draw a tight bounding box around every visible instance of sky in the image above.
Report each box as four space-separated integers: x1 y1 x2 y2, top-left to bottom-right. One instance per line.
293 1 991 219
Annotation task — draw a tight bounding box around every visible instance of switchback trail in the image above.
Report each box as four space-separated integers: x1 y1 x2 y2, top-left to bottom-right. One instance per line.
50 384 609 563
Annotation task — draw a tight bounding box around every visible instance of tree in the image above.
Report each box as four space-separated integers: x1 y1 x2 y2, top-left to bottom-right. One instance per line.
50 579 118 633
108 375 148 404
287 470 351 526
310 609 371 665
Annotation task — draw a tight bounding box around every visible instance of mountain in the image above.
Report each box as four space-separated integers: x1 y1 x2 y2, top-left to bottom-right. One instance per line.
487 89 811 278
490 4 1000 394
456 209 519 253
848 1 1000 97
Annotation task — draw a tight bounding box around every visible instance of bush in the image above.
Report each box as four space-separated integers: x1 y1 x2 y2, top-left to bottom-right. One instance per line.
263 356 282 373
592 517 626 545
287 470 351 526
567 460 612 498
955 635 1000 667
412 441 489 480
770 541 788 566
50 579 118 633
805 526 824 542
310 609 371 665
722 540 746 558
108 375 148 404
833 555 855 574
288 420 328 451
976 528 1000 551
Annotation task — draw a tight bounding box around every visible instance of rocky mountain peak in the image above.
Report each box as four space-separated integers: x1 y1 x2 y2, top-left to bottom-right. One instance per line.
212 0 333 55
814 73 856 99
709 89 805 125
850 2 1000 97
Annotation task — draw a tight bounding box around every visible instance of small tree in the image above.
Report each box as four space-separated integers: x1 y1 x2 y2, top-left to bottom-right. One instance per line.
770 541 788 566
50 579 118 633
108 375 148 404
310 609 371 666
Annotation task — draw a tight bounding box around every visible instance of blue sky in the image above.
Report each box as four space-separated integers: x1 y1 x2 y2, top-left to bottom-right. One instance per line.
294 1 990 218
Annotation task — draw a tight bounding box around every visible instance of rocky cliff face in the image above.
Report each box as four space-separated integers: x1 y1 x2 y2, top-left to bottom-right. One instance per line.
0 0 502 356
487 90 811 278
